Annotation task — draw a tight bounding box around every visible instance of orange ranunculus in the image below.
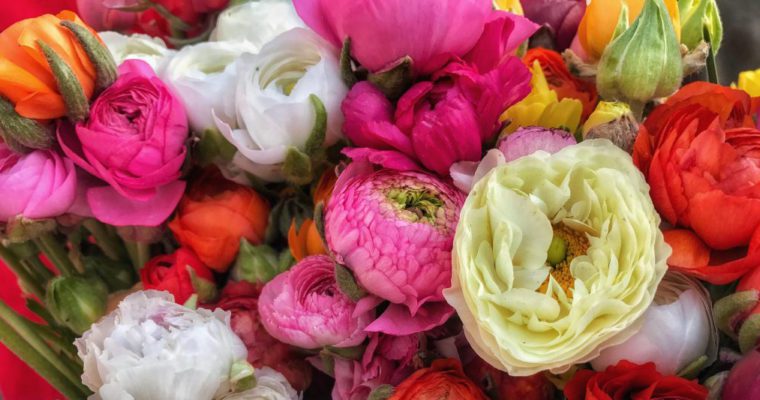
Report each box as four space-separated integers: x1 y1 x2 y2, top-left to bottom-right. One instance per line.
313 167 338 206
523 48 598 119
388 359 488 400
633 82 760 284
169 170 269 272
0 11 97 120
288 219 326 262
577 0 680 61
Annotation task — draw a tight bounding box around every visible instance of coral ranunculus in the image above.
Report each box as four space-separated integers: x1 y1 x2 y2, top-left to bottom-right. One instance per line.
388 359 488 400
633 82 760 284
564 361 708 400
0 11 96 120
169 170 270 272
140 248 215 305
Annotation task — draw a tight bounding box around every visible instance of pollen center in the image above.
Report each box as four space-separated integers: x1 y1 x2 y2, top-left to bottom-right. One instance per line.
386 188 443 223
538 224 590 299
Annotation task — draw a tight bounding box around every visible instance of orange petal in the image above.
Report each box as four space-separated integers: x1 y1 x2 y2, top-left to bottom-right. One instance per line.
664 229 711 269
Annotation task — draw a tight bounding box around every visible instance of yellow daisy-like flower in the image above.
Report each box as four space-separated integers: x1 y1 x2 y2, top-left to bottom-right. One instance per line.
500 61 583 135
444 140 670 376
737 69 760 97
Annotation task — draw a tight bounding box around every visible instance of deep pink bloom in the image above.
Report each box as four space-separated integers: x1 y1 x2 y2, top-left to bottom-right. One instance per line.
342 58 531 175
324 162 465 335
76 0 137 32
723 347 760 400
59 59 188 227
258 255 374 349
0 143 77 222
523 0 586 51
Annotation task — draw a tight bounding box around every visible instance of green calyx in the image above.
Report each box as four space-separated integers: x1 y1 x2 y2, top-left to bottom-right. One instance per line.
38 40 89 122
679 0 723 53
386 188 443 224
547 236 568 266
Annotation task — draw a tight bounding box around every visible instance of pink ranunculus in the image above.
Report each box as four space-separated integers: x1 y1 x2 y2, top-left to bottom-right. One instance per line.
59 59 188 227
213 281 313 391
332 333 419 400
293 0 537 76
342 57 531 176
258 255 374 350
522 0 586 51
324 162 465 335
76 0 137 32
0 143 77 222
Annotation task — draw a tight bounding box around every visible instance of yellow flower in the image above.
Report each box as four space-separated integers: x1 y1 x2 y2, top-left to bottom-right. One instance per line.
444 140 670 376
737 69 760 97
494 0 523 15
500 61 582 135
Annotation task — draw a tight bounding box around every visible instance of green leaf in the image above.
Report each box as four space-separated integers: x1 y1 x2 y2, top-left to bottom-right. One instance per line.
367 56 414 100
283 147 313 186
304 94 328 157
334 263 366 302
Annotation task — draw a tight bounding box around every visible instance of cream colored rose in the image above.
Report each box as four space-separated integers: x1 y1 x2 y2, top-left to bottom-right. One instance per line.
444 139 670 376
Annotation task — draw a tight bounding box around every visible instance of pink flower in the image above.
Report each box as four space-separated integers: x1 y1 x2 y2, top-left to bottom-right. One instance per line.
258 255 374 349
324 162 465 335
59 59 188 227
342 57 531 176
0 143 77 222
723 347 760 400
76 0 137 32
213 281 313 391
294 0 536 76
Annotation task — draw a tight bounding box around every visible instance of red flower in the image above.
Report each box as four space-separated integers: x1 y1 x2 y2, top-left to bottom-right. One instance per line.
633 82 760 284
388 359 488 400
213 281 312 391
564 361 708 400
522 48 598 119
140 248 215 304
465 355 555 400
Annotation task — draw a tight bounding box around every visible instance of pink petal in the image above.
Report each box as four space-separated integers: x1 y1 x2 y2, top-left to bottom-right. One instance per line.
364 302 454 335
464 11 539 72
87 180 186 227
342 148 421 172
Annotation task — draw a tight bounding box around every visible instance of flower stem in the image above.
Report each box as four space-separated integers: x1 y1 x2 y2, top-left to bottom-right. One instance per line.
704 26 719 84
83 219 124 261
124 241 150 271
0 244 46 300
35 233 80 276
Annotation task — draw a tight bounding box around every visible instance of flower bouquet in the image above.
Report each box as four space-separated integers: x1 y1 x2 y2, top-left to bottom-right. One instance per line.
0 0 758 399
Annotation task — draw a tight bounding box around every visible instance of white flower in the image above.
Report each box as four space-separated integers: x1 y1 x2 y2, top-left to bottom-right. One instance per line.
75 291 247 400
162 41 258 132
99 32 174 72
216 28 348 182
211 0 304 49
591 272 719 375
221 368 299 400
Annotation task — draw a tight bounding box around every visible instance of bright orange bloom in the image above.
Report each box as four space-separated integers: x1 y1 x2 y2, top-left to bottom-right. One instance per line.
523 48 598 119
388 359 488 400
169 170 270 272
288 219 326 262
313 167 338 206
0 11 97 119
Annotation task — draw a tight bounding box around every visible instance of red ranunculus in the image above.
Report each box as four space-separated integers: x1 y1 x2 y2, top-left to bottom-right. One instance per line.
140 248 215 305
213 281 312 391
564 361 708 400
633 82 760 284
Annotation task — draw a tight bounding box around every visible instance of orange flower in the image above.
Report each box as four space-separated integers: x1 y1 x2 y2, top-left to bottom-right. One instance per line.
523 48 598 119
388 359 488 400
288 219 326 262
578 0 680 61
0 11 97 120
169 170 270 272
313 167 338 206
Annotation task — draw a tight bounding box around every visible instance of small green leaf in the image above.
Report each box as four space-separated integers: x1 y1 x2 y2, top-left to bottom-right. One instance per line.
335 263 366 302
367 56 414 100
0 97 52 151
368 384 394 400
282 147 313 186
304 94 328 157
38 40 89 122
340 38 358 87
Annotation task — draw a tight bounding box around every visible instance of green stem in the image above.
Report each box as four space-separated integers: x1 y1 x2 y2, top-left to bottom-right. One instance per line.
34 323 82 368
83 219 124 261
144 0 192 31
0 244 45 300
0 301 88 397
704 26 719 84
23 256 54 282
0 315 87 399
35 233 79 276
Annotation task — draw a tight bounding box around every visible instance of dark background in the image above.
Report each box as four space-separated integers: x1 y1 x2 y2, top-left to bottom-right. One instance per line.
716 0 760 84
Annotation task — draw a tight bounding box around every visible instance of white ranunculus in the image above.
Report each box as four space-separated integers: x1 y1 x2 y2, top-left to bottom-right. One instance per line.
216 28 348 182
211 0 304 49
162 41 257 132
99 31 174 72
75 291 248 400
221 368 299 400
591 272 719 375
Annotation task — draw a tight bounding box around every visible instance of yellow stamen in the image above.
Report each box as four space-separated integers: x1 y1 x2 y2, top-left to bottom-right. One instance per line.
538 225 590 299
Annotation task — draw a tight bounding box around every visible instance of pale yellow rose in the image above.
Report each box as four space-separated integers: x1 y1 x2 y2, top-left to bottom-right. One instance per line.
444 139 669 376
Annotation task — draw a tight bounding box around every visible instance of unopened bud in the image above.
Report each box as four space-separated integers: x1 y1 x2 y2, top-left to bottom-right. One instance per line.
582 101 639 152
679 0 723 53
231 240 290 284
46 275 108 334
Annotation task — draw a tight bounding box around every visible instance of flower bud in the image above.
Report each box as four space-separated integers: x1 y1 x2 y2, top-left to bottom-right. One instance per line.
596 0 683 111
60 20 118 93
679 0 723 52
0 97 52 152
46 275 108 334
582 101 639 152
230 241 291 285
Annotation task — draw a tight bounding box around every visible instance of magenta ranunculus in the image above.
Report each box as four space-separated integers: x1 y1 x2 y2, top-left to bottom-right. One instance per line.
258 255 374 350
59 59 188 227
0 143 77 222
523 0 586 51
324 162 465 335
342 58 531 176
293 0 536 76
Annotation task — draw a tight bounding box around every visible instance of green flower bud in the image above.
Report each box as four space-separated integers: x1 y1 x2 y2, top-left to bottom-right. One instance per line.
230 241 290 284
46 276 108 334
679 0 723 53
597 0 683 112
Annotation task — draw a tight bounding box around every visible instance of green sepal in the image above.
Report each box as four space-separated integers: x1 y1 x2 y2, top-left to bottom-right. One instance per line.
335 263 366 302
676 355 708 379
0 97 52 151
38 40 89 122
183 294 199 309
195 129 237 167
324 344 365 360
340 38 358 87
713 290 759 338
231 240 280 284
367 56 414 100
187 264 217 303
283 147 313 186
319 348 336 377
738 314 760 354
314 202 327 245
304 94 327 156
368 385 394 400
60 20 118 94
229 360 257 393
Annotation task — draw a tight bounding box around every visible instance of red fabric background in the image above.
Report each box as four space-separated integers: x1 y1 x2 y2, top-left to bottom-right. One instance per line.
0 1 78 30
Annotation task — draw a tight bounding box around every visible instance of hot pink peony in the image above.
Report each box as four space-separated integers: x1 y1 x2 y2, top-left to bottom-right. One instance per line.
0 143 77 222
258 255 374 349
324 162 465 335
59 59 188 227
294 0 536 76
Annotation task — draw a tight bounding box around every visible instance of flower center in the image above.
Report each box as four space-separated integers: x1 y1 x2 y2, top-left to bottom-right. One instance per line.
386 188 443 224
258 54 321 96
538 224 589 299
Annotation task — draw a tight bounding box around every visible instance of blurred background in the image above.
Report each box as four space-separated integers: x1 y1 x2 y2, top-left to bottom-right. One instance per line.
717 0 760 84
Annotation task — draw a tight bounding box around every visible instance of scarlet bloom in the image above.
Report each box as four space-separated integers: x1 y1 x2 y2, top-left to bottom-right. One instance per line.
388 359 488 400
633 82 760 284
169 170 269 272
140 248 215 305
523 48 598 119
564 361 708 400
